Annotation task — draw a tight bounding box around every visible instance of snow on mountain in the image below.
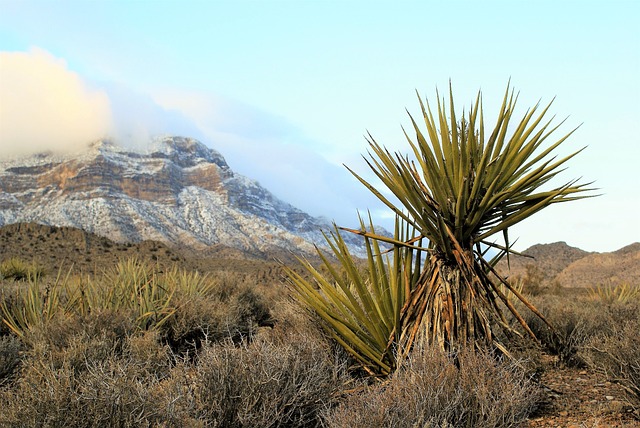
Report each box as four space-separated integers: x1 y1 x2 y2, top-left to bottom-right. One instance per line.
0 136 369 257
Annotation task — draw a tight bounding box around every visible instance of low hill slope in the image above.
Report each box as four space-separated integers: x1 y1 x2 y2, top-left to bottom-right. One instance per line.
0 222 288 280
497 241 639 288
556 242 640 287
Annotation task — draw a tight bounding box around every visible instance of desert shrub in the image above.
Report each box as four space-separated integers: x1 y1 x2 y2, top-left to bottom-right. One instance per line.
36 309 136 349
522 295 611 367
160 282 271 356
0 354 173 427
0 258 44 281
514 264 549 296
0 334 23 385
0 320 178 427
323 345 543 428
17 310 137 376
189 331 349 428
581 305 640 416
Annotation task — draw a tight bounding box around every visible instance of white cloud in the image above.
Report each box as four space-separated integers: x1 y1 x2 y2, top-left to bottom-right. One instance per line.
0 48 204 156
0 48 112 155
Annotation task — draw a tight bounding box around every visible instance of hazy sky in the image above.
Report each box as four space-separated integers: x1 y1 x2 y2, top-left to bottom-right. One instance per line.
1 1 638 252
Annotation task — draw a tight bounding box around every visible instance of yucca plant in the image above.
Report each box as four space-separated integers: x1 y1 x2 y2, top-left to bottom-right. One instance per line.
288 83 594 375
1 268 73 337
0 258 44 281
588 283 640 304
89 258 177 330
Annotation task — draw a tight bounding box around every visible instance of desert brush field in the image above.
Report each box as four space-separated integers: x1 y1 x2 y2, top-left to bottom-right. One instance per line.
0 225 638 428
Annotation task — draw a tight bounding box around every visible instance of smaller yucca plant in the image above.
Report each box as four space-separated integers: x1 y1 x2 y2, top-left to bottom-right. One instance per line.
588 283 640 304
162 265 217 298
1 268 73 337
0 258 44 282
285 215 422 376
1 258 218 337
104 258 177 329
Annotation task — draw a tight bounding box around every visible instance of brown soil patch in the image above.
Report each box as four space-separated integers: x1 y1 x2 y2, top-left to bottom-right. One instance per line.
527 354 638 427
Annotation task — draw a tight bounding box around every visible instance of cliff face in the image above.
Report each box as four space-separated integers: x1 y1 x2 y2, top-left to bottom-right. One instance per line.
0 136 362 257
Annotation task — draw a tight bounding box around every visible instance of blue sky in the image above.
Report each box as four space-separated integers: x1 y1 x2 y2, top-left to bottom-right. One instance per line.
1 1 638 252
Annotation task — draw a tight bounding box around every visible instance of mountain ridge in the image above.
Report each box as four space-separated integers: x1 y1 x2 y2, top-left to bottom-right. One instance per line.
0 136 367 258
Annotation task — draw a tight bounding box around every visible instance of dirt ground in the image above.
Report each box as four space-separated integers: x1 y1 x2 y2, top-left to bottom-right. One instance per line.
527 354 638 427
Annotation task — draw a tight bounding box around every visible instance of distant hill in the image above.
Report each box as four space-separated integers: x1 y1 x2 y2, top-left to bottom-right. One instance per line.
0 222 288 280
497 241 640 288
555 243 640 288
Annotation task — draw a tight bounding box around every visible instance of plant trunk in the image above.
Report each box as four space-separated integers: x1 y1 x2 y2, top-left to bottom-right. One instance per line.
397 250 509 360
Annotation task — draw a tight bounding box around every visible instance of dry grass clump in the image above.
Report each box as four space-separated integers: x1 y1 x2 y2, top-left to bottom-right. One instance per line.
0 343 174 427
173 295 352 427
0 307 174 427
323 345 543 428
187 332 349 427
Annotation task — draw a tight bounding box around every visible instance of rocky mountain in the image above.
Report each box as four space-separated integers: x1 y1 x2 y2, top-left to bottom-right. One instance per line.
497 241 640 288
0 136 367 258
